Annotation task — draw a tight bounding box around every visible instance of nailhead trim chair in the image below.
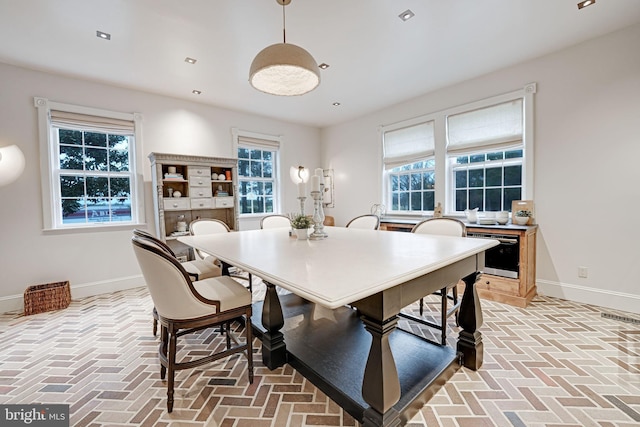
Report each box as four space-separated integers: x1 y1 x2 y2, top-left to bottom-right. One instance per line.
132 234 253 413
133 229 222 336
345 214 380 230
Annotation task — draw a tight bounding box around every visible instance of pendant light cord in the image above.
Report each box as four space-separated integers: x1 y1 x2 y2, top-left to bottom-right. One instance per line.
282 1 287 44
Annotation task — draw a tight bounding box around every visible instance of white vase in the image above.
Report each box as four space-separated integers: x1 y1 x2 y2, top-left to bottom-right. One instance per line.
295 228 308 240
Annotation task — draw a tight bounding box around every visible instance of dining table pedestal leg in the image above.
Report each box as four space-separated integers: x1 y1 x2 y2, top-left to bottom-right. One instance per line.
457 272 484 371
360 315 402 427
261 281 287 369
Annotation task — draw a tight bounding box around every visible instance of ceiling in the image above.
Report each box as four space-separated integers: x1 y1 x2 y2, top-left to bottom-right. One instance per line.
1 0 639 128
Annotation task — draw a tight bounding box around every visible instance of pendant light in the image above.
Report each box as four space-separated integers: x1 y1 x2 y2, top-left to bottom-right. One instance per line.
249 0 320 96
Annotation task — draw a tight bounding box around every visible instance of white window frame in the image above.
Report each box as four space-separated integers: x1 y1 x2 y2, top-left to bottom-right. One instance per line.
34 97 145 230
231 128 282 217
380 83 536 216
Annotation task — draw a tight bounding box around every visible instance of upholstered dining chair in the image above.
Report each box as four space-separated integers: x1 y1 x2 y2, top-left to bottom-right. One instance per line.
345 214 380 230
404 217 466 345
189 218 252 292
133 229 222 336
260 214 292 229
132 234 253 413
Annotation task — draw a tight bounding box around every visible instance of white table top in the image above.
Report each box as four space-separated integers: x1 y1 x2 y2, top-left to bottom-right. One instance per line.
179 227 497 309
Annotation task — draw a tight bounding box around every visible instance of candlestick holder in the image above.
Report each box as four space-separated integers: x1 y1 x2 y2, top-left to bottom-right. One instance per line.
310 185 328 240
297 196 306 216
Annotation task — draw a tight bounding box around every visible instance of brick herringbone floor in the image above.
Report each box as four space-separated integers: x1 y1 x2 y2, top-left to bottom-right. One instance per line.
0 280 638 426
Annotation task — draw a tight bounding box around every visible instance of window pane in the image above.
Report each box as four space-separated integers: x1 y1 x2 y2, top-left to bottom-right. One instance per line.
504 188 522 210
470 154 485 163
398 175 409 191
391 192 399 210
109 136 129 172
86 177 109 198
455 190 467 211
265 197 274 213
60 146 84 170
263 151 272 161
238 148 250 159
62 198 86 224
422 191 434 211
410 173 421 191
505 149 523 159
469 169 484 187
250 149 261 160
486 151 503 161
424 159 435 168
59 129 82 145
423 172 435 189
255 182 264 194
85 147 108 171
240 196 251 214
469 189 483 210
110 177 130 198
252 197 263 213
84 132 107 147
60 175 84 197
456 156 468 164
485 188 502 211
504 165 522 186
486 167 502 187
455 170 467 188
410 192 421 210
238 160 250 177
250 161 263 177
86 199 110 222
399 192 409 210
110 197 131 221
264 182 273 195
263 160 273 178
391 175 399 191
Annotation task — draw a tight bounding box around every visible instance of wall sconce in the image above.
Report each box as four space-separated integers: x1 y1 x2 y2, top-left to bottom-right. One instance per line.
289 165 309 184
0 145 26 186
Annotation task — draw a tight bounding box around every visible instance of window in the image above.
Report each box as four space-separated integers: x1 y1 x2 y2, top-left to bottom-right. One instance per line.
451 149 523 212
381 84 535 215
382 120 435 214
35 98 144 230
232 129 281 216
447 99 524 213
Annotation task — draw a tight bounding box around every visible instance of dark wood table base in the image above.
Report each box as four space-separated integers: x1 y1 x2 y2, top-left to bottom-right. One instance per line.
251 294 462 425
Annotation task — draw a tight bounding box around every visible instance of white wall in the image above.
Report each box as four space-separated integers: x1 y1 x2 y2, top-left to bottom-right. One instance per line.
0 63 320 312
321 24 640 314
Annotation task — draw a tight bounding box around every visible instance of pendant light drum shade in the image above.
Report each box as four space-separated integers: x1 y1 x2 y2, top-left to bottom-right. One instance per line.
249 43 320 96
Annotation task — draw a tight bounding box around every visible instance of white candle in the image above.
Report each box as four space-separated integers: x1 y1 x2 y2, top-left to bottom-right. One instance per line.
315 168 324 185
297 182 306 197
311 175 320 192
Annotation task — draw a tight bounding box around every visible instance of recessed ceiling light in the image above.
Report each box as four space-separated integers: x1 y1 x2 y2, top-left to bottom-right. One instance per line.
96 30 111 40
185 57 197 64
577 0 595 9
192 90 202 95
319 63 330 70
332 102 341 107
399 9 415 21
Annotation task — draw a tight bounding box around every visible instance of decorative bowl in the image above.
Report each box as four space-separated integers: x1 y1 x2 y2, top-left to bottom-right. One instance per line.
513 216 529 225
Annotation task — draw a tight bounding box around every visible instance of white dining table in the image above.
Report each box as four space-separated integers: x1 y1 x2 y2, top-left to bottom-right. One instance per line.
179 226 497 427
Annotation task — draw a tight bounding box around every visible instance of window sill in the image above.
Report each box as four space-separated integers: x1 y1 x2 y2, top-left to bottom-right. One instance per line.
43 222 147 235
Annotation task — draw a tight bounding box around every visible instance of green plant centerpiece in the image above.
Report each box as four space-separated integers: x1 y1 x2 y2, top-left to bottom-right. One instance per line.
291 214 312 229
513 209 532 225
514 209 532 218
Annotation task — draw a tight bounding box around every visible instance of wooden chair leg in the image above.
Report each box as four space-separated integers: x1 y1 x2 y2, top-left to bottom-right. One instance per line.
245 314 254 384
419 297 424 316
226 322 231 349
452 285 459 326
167 329 177 413
440 287 448 346
160 326 168 380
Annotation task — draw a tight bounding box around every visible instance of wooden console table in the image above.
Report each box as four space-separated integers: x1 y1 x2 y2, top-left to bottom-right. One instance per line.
380 218 537 308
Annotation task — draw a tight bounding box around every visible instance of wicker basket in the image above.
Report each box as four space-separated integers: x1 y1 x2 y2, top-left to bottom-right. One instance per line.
24 281 71 316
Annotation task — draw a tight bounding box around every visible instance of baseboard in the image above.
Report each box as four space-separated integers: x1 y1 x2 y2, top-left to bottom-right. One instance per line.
0 275 145 315
537 279 640 315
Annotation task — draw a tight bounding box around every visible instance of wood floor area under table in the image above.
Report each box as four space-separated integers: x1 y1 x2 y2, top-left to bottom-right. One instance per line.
0 279 638 427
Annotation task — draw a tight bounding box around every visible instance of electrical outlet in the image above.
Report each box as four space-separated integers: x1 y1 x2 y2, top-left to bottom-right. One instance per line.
578 266 588 278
